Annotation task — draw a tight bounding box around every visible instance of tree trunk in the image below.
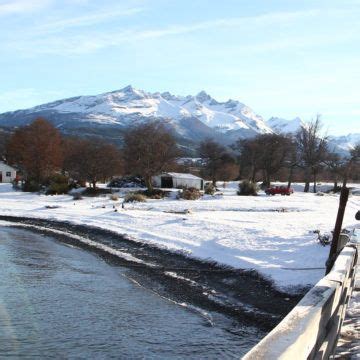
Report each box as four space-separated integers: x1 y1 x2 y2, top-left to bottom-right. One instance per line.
92 179 97 189
313 172 317 193
261 172 270 188
266 172 271 188
238 165 243 181
251 166 256 183
287 166 294 188
145 176 153 192
304 168 310 192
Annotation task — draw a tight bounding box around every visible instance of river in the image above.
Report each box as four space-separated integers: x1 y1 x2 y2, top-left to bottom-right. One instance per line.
0 225 263 359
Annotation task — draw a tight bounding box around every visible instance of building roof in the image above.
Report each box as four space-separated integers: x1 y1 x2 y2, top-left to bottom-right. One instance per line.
0 162 16 172
163 172 203 180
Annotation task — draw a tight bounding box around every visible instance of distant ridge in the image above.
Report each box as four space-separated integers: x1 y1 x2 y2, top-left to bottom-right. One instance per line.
0 85 358 154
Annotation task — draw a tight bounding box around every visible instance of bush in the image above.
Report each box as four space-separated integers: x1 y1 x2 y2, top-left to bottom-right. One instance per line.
46 174 70 195
237 180 258 196
204 183 216 195
178 187 202 200
137 188 168 199
110 194 119 201
23 180 41 192
82 188 112 197
108 176 146 188
124 193 147 203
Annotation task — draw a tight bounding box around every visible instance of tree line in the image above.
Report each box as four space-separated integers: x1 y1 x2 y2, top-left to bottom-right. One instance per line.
3 118 180 192
1 116 359 193
198 116 359 192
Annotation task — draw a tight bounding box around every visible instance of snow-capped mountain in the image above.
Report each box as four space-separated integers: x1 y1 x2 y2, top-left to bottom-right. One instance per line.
266 117 305 134
0 85 358 154
266 117 359 154
0 85 272 135
328 133 360 152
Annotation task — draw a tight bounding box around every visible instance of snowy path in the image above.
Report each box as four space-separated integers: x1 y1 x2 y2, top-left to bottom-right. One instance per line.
0 182 358 292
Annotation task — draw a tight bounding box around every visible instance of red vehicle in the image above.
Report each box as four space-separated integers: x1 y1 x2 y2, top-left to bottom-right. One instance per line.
265 186 294 196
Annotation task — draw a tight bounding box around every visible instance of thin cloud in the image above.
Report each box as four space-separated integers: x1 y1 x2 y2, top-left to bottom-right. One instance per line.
6 7 360 56
38 7 144 33
0 0 51 16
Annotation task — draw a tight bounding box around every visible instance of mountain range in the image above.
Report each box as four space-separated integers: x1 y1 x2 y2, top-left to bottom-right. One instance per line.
0 85 358 155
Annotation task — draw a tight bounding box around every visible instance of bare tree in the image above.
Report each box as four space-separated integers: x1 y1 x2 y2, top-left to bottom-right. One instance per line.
325 152 346 190
348 143 360 182
295 116 328 192
233 138 262 182
123 121 180 191
350 144 360 161
0 131 10 160
286 137 300 188
234 133 292 187
64 137 123 188
257 133 293 187
199 139 237 185
6 118 63 185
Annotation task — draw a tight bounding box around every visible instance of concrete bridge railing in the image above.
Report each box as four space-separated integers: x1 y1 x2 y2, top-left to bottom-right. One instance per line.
243 232 358 360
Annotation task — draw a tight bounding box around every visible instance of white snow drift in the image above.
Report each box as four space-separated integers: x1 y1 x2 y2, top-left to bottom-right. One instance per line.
0 182 358 292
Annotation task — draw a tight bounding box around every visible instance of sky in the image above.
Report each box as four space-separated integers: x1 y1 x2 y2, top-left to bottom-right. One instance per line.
0 0 359 136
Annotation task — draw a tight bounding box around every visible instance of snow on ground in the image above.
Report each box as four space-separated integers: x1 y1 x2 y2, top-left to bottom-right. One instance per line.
0 182 359 292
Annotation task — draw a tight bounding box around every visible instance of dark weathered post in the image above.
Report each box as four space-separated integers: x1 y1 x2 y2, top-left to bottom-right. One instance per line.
326 184 350 274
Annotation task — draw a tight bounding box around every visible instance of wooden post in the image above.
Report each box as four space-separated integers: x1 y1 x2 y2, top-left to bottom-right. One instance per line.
326 185 350 274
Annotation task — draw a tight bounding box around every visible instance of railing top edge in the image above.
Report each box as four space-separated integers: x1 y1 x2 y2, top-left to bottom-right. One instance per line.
243 244 357 359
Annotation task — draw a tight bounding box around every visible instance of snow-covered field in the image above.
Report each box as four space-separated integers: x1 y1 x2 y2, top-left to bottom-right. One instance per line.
0 182 359 292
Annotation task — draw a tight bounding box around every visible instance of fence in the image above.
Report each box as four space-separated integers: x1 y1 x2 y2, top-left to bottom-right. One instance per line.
243 231 359 359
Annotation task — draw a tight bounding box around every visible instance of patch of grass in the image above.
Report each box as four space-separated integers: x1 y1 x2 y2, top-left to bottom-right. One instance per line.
137 189 168 199
204 183 216 195
178 187 202 200
124 193 147 203
110 194 119 201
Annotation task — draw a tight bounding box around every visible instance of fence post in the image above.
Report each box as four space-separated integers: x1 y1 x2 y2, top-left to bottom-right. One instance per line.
326 186 350 274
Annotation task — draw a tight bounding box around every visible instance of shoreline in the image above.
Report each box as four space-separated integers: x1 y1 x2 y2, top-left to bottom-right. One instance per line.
0 214 306 332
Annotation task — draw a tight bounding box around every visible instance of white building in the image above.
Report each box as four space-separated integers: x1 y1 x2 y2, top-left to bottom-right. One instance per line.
0 162 17 183
152 172 204 190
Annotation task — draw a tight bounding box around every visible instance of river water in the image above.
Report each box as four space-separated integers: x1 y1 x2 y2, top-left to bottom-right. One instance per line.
0 225 261 359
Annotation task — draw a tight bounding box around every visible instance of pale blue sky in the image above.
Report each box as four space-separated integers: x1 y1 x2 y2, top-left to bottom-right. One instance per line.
0 0 359 135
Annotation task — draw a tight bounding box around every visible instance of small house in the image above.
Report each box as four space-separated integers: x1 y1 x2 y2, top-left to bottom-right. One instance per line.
0 162 17 183
152 172 204 190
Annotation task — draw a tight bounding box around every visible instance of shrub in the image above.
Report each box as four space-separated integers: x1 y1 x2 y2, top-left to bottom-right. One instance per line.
237 180 258 196
46 174 70 195
110 194 119 201
108 176 146 188
204 183 216 195
178 187 202 200
137 188 168 199
82 187 112 197
23 180 41 192
124 193 147 203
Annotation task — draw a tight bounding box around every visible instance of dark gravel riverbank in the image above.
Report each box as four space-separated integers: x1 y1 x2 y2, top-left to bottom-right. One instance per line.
0 215 306 332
